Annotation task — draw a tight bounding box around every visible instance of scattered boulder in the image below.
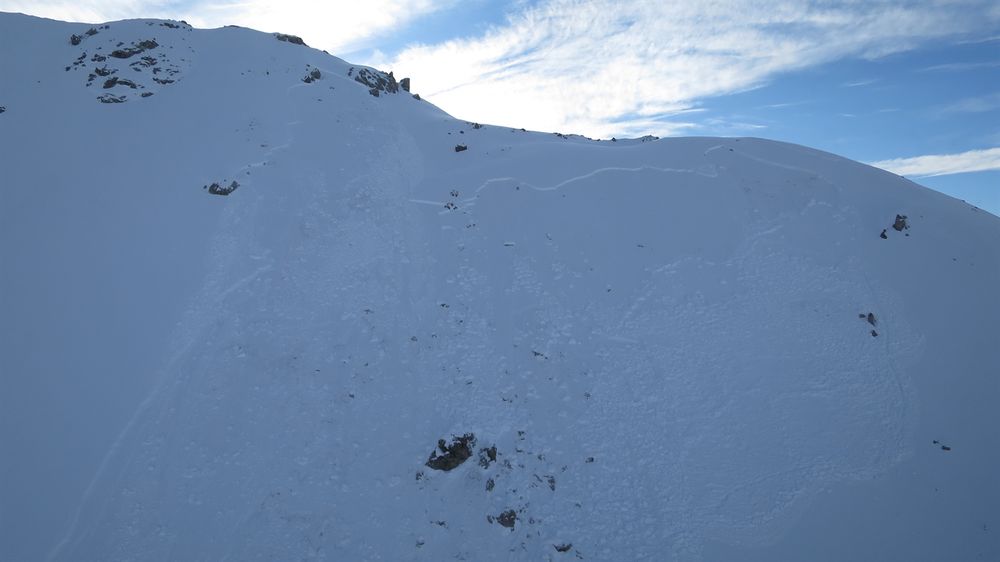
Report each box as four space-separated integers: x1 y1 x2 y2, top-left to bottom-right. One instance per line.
140 92 154 98
349 67 400 97
454 144 468 153
97 94 126 103
110 47 140 59
103 77 137 89
496 509 517 528
275 33 306 46
0 106 5 114
205 180 239 196
880 229 888 239
478 445 497 468
69 34 82 46
426 433 476 471
85 27 99 37
131 56 158 68
554 543 573 553
893 214 909 232
933 440 952 451
302 68 322 83
110 39 158 59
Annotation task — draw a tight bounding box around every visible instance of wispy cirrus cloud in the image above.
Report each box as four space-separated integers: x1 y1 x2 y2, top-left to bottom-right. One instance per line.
383 0 999 138
842 78 879 88
918 60 1000 72
939 92 1000 114
870 147 1000 177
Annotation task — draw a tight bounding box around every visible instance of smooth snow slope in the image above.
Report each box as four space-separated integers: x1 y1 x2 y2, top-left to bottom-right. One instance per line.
1 13 998 562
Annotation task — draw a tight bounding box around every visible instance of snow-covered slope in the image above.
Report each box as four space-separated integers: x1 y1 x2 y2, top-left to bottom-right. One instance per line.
1 13 998 562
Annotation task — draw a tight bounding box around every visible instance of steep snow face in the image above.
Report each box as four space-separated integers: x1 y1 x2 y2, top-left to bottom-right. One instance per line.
2 13 999 562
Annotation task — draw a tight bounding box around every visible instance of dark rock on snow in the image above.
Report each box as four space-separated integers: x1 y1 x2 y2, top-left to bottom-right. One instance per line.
426 433 476 471
302 68 321 83
497 509 517 528
275 33 306 46
893 214 909 231
205 181 239 196
110 39 158 59
97 94 126 103
349 67 400 97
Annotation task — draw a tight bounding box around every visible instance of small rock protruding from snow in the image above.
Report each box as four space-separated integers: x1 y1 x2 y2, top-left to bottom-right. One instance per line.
274 33 306 46
302 67 321 83
893 214 909 232
478 445 497 468
454 144 468 153
205 180 239 196
425 433 476 471
97 94 126 103
103 76 137 89
495 509 517 529
349 67 400 97
400 77 410 92
110 40 158 59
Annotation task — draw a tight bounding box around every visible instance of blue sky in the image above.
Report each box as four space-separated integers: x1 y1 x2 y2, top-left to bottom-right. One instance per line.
3 0 998 214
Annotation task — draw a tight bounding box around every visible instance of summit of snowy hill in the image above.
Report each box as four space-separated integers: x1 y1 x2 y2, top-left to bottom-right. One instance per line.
1 13 999 562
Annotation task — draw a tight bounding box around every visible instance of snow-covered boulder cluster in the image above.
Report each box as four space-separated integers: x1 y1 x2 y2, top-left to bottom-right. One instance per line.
62 21 189 103
349 65 405 97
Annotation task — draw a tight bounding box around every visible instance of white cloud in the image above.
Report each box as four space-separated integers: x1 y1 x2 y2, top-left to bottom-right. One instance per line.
870 147 1000 177
842 78 879 88
918 61 1000 72
184 0 450 52
0 0 451 52
0 0 166 23
383 0 998 138
940 92 1000 114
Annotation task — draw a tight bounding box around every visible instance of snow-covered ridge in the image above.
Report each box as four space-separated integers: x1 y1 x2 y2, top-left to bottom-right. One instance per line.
1 13 998 562
11 15 408 107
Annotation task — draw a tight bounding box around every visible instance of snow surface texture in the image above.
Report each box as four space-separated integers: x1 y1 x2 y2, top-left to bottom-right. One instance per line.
1 13 998 562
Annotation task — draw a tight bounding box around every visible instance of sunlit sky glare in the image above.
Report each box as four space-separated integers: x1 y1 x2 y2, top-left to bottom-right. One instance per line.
3 0 998 215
